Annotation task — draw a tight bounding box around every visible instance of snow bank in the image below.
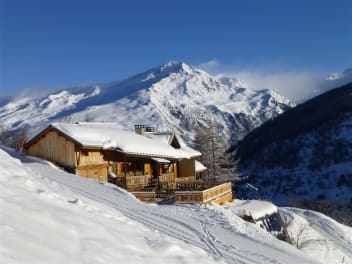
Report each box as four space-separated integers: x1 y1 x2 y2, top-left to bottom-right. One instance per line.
228 200 278 220
0 148 214 264
281 207 352 264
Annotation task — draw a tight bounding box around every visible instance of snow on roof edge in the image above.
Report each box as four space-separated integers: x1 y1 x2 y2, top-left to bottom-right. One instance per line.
27 123 199 160
195 160 207 172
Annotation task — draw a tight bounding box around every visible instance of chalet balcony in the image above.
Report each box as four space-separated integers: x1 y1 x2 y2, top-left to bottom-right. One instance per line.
114 174 152 191
130 181 233 205
175 182 233 205
158 173 196 190
113 171 198 192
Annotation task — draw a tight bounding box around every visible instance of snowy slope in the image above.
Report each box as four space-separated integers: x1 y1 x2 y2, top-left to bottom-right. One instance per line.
281 207 352 264
232 83 352 207
2 146 352 263
0 62 293 145
0 147 213 264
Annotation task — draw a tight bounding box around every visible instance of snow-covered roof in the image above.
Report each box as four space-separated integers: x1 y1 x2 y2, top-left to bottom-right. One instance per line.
151 157 170 163
145 131 201 158
195 160 207 172
145 132 173 145
27 122 199 159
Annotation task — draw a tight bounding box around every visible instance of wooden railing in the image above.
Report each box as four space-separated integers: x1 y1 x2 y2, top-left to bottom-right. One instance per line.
175 182 232 205
158 172 176 189
175 176 195 184
201 182 232 203
131 191 157 203
158 172 175 182
176 181 218 191
125 175 152 191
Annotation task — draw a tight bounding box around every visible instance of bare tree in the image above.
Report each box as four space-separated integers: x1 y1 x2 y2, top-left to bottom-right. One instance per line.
337 206 352 226
16 125 28 153
57 115 74 123
0 127 12 146
288 223 326 249
82 113 94 122
0 125 29 152
57 113 96 124
290 224 308 249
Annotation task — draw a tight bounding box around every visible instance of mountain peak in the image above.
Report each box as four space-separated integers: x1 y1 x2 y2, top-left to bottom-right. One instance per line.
0 61 293 147
158 61 194 74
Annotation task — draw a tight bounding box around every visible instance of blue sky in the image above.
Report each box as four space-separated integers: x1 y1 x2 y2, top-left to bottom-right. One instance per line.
1 0 352 98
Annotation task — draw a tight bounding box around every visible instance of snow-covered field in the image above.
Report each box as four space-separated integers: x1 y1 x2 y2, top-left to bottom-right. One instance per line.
1 146 351 263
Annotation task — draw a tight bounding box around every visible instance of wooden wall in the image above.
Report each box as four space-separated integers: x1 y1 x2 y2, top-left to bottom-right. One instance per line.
178 158 196 178
75 149 108 182
26 129 109 182
26 130 75 167
76 164 108 182
76 149 107 167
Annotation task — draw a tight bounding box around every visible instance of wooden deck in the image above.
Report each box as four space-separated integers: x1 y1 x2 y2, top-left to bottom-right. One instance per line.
115 173 198 191
175 182 233 205
158 173 196 190
175 176 195 184
131 191 157 203
130 181 233 205
114 174 152 191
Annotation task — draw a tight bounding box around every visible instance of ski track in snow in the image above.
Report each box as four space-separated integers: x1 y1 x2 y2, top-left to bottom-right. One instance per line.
15 153 314 264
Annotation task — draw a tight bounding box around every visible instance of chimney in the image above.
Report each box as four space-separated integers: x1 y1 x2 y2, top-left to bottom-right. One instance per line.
145 126 156 133
134 125 145 135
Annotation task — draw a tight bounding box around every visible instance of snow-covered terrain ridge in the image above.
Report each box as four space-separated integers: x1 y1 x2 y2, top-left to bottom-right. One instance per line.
2 146 352 263
232 82 352 206
0 62 293 144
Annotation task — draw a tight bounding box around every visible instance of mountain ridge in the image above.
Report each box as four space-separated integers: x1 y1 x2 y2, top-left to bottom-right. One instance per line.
0 61 293 146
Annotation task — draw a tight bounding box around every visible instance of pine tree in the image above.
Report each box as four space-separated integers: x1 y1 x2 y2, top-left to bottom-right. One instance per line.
194 117 232 182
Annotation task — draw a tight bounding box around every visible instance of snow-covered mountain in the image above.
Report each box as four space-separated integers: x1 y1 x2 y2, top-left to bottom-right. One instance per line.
232 82 352 217
0 62 293 145
2 146 352 263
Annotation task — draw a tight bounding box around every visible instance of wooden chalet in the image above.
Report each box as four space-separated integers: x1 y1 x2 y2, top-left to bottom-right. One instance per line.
25 122 232 205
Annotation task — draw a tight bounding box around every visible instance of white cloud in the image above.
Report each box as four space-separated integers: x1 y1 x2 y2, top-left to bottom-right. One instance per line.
228 70 323 103
13 87 51 101
196 59 220 72
231 69 352 102
195 59 352 103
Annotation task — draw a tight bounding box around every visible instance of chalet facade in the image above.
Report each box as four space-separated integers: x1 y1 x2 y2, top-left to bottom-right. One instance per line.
25 123 200 189
25 122 232 205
